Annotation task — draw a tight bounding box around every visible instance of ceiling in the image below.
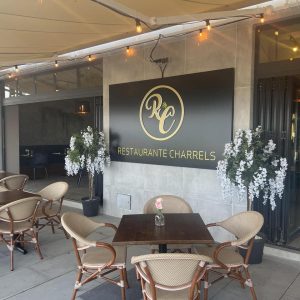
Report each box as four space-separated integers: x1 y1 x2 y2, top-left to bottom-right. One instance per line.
0 0 265 70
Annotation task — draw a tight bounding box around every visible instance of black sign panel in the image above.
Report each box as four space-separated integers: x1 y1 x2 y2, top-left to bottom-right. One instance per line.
109 69 234 169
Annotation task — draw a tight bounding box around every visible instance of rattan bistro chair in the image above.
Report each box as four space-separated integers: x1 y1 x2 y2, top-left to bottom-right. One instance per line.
61 212 128 300
0 196 43 271
0 174 29 191
131 253 212 300
144 195 193 253
194 211 264 300
35 182 69 238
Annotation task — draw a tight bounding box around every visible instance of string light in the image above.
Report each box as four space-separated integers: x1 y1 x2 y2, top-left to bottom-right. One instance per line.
135 19 142 33
275 31 279 36
260 13 264 24
0 14 266 78
205 20 211 31
197 29 208 43
293 46 298 53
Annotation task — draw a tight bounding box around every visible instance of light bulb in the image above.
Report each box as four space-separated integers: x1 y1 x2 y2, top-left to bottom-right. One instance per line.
260 13 265 24
136 19 142 33
206 20 211 31
55 60 58 67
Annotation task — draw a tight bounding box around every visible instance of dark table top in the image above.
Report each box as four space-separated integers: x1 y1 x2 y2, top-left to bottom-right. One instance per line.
112 213 213 246
0 172 16 180
0 190 40 206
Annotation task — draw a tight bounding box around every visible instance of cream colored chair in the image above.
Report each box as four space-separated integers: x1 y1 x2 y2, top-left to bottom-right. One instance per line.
35 182 69 238
144 195 193 214
0 196 43 271
0 174 29 191
194 211 264 300
144 195 193 253
61 212 128 300
132 253 212 300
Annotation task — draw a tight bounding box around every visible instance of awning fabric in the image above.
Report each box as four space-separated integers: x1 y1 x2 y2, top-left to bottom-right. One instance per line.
0 0 265 69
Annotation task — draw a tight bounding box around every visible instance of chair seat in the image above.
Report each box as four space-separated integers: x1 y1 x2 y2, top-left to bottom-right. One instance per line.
82 245 126 268
194 244 244 266
144 283 198 300
0 220 32 233
36 203 59 218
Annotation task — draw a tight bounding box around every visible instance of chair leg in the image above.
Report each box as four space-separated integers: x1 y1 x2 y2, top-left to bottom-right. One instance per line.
32 229 43 260
50 220 55 234
244 266 257 300
71 269 83 300
119 268 126 300
44 167 48 178
203 271 209 300
33 168 36 180
123 268 129 288
9 235 14 271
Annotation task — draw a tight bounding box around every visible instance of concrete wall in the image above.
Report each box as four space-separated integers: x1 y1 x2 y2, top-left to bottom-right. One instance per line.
102 19 255 240
4 105 20 173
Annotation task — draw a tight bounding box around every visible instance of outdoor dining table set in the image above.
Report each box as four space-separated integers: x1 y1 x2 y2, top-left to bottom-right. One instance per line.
0 171 69 271
0 172 264 300
61 195 264 300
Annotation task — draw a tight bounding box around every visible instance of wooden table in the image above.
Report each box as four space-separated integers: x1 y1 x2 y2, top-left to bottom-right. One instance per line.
112 213 213 253
0 190 40 254
0 190 39 206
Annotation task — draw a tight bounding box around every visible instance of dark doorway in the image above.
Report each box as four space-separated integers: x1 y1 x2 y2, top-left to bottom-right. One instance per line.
254 76 300 250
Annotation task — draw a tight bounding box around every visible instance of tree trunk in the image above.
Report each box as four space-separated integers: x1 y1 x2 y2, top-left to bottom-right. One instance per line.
247 188 253 211
88 173 94 200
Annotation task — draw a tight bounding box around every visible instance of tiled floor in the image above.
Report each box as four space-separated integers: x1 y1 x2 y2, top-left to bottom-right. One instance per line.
0 206 300 300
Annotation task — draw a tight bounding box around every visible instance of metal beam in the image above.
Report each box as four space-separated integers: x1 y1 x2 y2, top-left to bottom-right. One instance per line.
91 0 153 24
154 7 270 26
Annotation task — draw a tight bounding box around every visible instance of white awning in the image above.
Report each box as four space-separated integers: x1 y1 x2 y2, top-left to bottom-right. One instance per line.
0 0 266 69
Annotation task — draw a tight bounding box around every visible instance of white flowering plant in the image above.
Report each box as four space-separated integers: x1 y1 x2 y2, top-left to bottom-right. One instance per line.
217 126 288 211
65 126 110 200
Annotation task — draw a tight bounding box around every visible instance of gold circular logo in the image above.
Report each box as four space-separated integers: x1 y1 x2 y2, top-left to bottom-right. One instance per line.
139 85 184 141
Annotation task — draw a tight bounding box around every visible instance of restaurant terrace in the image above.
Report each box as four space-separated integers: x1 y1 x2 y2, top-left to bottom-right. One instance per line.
0 0 300 299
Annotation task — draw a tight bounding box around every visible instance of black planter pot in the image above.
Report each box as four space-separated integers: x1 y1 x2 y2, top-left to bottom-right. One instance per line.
239 237 265 264
81 196 100 217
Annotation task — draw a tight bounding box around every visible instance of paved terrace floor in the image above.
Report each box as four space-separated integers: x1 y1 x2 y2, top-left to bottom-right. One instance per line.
0 206 300 300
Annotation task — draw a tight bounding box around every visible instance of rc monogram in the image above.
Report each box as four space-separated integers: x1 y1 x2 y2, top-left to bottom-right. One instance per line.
139 85 184 141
